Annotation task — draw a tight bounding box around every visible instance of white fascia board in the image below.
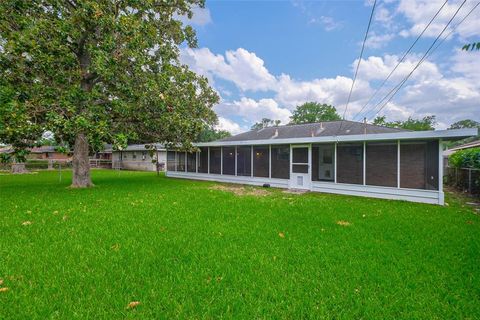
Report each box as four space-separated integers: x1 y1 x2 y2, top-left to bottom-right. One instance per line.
194 128 478 147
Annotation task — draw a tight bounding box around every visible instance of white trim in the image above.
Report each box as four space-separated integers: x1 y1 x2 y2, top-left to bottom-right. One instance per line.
334 142 337 184
184 151 187 173
251 146 254 178
235 146 238 176
194 128 477 147
397 140 400 188
220 147 223 175
438 139 444 205
196 151 198 173
165 171 442 205
363 141 366 186
174 151 177 171
268 144 272 179
207 147 210 174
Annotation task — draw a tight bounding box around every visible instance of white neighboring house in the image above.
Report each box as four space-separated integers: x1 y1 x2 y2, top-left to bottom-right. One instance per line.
110 144 166 172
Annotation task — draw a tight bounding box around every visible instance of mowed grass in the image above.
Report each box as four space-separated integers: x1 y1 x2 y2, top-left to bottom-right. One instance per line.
0 170 479 319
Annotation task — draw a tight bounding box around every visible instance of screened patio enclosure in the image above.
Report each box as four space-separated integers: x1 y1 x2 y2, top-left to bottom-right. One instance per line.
166 122 477 205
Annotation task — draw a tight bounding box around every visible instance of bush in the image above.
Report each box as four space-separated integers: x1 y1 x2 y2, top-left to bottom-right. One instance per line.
449 147 480 169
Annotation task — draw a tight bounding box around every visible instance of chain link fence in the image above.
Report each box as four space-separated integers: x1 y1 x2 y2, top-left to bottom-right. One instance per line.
444 166 480 195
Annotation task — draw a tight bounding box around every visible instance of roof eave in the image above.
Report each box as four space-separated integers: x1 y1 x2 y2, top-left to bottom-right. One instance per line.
194 128 478 147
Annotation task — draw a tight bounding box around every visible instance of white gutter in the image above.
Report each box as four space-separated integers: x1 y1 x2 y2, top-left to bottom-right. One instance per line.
194 128 478 147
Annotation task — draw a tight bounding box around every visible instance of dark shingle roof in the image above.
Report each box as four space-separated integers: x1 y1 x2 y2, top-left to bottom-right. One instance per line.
219 120 408 142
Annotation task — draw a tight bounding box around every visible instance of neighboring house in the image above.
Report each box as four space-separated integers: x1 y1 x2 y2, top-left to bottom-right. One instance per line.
0 146 71 161
110 144 167 171
443 140 480 168
166 120 478 205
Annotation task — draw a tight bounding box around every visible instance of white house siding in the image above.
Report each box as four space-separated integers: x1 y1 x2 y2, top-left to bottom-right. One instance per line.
112 150 166 171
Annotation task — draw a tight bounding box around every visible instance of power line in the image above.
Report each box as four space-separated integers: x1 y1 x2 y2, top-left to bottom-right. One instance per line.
351 0 449 123
336 0 377 135
366 0 468 122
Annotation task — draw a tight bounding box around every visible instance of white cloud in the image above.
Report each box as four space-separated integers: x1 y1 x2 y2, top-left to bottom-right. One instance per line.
397 0 480 39
216 117 245 134
365 32 396 49
215 98 292 125
180 47 276 91
183 45 479 133
309 16 343 31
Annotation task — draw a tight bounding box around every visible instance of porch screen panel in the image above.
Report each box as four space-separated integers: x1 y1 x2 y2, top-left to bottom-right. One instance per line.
167 151 176 171
209 147 221 174
271 145 290 179
236 146 251 176
253 146 269 177
187 152 196 172
198 147 208 173
366 142 397 187
337 143 363 184
312 144 335 182
222 147 235 175
176 152 186 172
400 141 438 190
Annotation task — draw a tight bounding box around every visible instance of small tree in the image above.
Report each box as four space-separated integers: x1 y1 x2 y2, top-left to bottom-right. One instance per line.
0 1 218 187
290 102 341 124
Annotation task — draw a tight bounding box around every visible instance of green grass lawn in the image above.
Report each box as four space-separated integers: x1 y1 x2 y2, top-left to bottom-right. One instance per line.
1 170 479 319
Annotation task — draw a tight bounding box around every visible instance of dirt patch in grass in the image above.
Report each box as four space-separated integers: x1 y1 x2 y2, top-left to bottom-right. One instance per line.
209 184 269 197
336 220 351 226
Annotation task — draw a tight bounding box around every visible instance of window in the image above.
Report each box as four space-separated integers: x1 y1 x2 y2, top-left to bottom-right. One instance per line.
312 144 335 182
132 152 137 160
209 147 221 174
236 146 251 176
187 152 196 172
142 151 147 161
253 146 269 177
337 143 363 184
366 142 397 187
222 147 235 175
271 145 289 179
198 147 208 173
167 151 176 171
400 141 438 190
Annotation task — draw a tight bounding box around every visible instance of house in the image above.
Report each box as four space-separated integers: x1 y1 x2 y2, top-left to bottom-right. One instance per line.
110 144 167 171
0 146 71 161
166 120 478 205
443 139 480 168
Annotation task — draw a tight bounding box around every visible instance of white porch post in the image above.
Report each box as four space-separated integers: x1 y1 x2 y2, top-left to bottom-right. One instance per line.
174 151 177 171
220 147 223 175
196 151 198 173
397 140 400 188
251 146 254 177
334 142 337 183
439 139 444 205
207 147 210 174
363 141 366 186
184 152 187 172
269 145 272 179
235 146 238 176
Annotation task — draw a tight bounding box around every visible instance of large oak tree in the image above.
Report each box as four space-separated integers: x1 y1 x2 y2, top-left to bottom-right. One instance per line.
0 0 219 186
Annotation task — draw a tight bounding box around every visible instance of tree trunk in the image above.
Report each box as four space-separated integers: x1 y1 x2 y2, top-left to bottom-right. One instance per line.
11 162 27 174
71 132 93 188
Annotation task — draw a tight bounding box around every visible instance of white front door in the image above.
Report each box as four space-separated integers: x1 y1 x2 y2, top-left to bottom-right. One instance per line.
289 145 311 190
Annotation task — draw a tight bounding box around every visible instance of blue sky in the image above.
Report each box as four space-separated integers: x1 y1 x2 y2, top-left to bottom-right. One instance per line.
180 0 480 133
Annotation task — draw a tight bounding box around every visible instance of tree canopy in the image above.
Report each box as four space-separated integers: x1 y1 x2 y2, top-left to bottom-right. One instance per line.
449 119 480 130
372 115 436 131
289 102 341 124
251 118 281 130
196 127 231 142
0 0 219 186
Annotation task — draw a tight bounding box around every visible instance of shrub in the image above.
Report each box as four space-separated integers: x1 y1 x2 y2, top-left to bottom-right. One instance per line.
449 147 480 169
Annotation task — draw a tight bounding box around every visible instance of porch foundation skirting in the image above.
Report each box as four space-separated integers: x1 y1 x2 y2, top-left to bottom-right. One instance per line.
166 171 444 205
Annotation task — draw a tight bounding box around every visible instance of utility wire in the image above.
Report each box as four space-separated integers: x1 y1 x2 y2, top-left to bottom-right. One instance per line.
351 0 449 123
336 0 377 135
366 0 467 121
